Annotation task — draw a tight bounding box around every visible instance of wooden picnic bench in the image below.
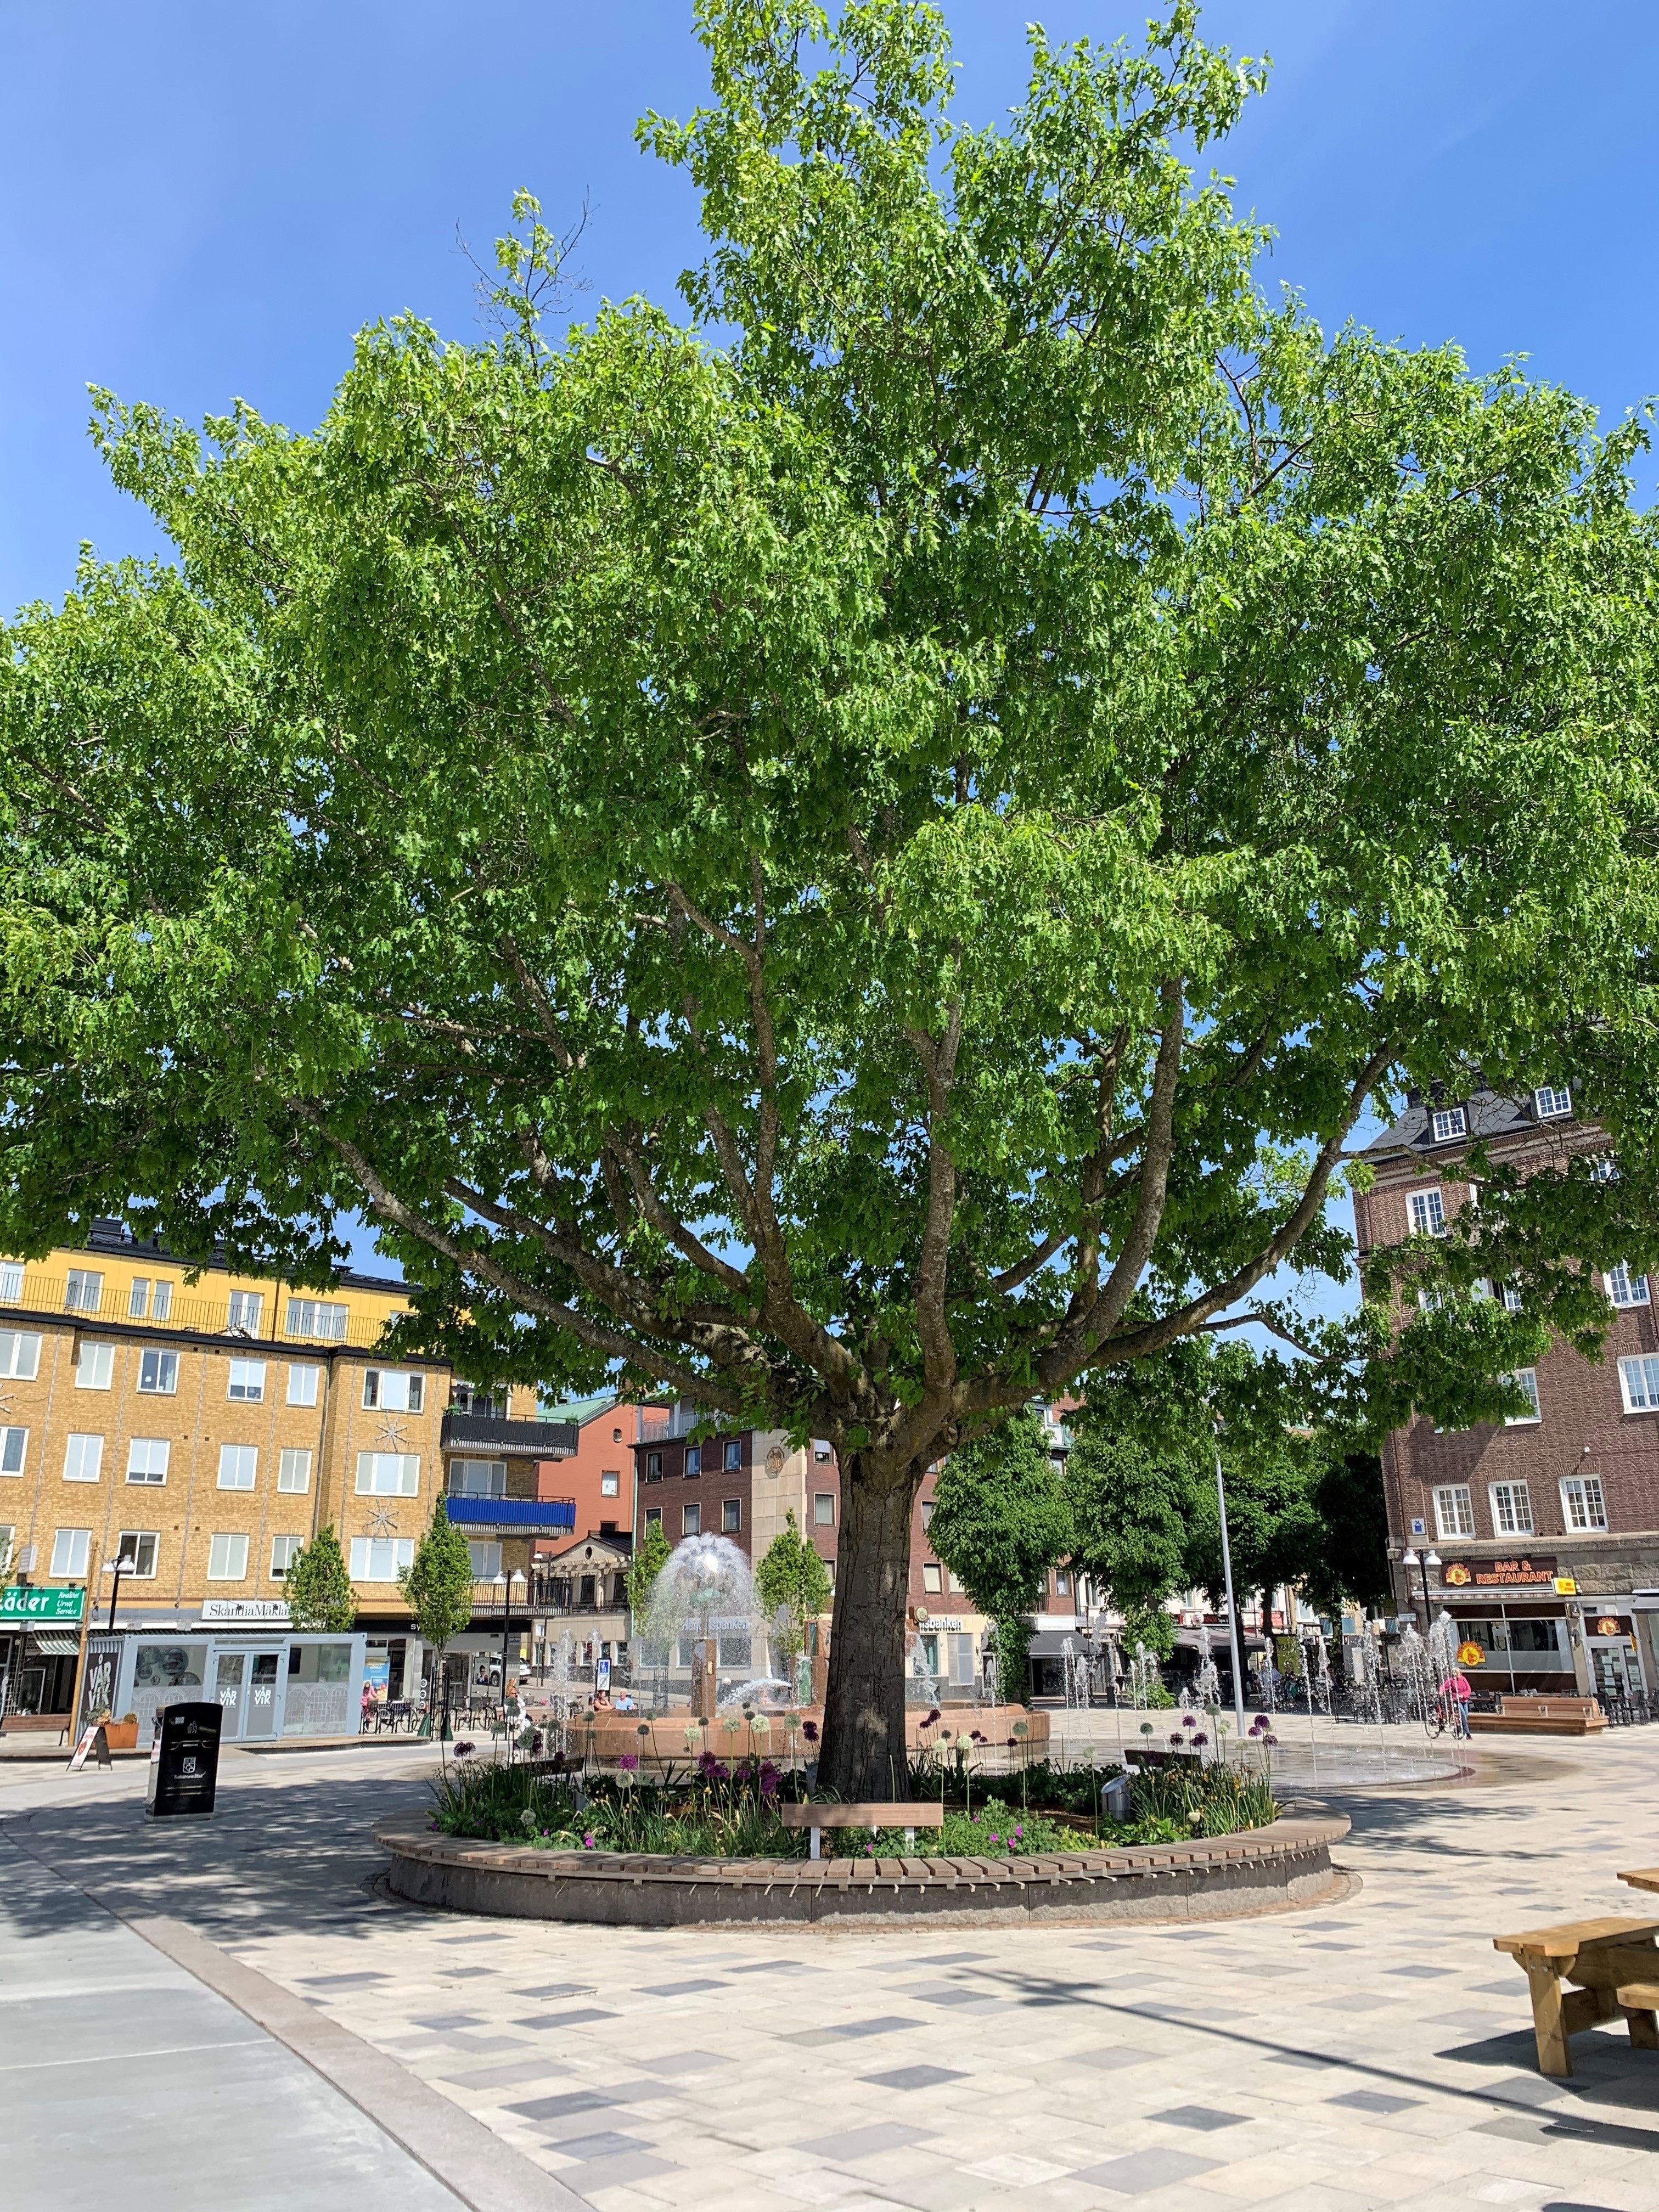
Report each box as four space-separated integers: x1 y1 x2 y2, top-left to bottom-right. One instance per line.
779 1802 946 1861
1493 1917 1659 2075
1470 1695 1607 1737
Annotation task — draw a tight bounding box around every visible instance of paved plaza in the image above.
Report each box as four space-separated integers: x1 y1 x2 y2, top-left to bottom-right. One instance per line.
4 1724 1659 2211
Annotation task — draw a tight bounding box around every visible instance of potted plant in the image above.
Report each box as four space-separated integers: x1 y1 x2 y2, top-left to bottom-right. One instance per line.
103 1712 140 1751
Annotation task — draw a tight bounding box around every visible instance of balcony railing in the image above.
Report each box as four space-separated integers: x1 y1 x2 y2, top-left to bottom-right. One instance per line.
441 1412 578 1459
0 1272 403 1349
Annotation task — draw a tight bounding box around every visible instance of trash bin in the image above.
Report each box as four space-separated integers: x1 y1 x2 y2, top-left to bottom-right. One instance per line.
1100 1771 1133 1823
147 1701 223 1819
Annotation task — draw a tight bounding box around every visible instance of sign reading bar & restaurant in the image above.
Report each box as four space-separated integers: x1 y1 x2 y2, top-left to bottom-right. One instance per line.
0 1584 86 1623
1442 1557 1557 1591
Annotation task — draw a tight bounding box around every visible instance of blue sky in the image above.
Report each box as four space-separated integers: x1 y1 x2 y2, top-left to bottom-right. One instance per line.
3 0 1652 1287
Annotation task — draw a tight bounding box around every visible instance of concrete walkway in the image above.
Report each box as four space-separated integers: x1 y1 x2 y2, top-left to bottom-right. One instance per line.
5 1732 1659 2208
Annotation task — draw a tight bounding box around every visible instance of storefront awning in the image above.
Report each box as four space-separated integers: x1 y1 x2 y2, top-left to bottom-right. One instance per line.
27 1634 82 1655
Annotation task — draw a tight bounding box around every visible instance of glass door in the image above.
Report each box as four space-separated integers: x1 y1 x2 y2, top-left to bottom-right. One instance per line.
244 1650 282 1737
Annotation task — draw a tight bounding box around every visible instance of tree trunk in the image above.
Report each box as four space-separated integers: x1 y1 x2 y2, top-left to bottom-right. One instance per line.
819 1453 921 1802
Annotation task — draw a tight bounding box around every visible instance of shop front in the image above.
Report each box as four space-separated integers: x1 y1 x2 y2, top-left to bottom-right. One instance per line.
106 1619 367 1741
0 1584 86 1725
1432 1554 1580 1696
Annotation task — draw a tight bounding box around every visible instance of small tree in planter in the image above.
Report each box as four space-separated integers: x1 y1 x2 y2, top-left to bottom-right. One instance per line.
398 1500 474 1741
283 1524 358 1633
755 1511 831 1701
928 1411 1073 1709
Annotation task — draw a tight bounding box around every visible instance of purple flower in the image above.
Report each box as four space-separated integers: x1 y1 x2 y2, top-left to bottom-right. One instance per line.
970 1730 986 1743
923 1708 941 1727
1192 1732 1209 1747
618 1753 639 1771
1006 1840 1016 1853
1006 1737 1017 1749
1014 1826 1023 1839
453 1741 475 1759
1263 1733 1279 1747
582 1833 594 1849
1169 1732 1184 1746
1182 1713 1196 1728
864 1843 874 1854
802 1720 819 1742
989 1832 1000 1844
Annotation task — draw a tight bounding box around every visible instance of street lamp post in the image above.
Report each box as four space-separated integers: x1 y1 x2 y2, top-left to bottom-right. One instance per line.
497 1569 526 1707
1399 1549 1441 1633
1212 1423 1249 1744
101 1547 137 1633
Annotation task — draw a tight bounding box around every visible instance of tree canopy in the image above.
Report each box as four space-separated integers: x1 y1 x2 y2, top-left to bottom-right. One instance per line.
4 2 1659 1793
281 1523 358 1634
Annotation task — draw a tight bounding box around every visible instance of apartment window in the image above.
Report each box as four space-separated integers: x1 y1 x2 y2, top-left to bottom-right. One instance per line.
947 1568 965 1594
1489 1481 1534 1536
1622 1355 1659 1412
463 1539 500 1580
130 1277 167 1318
1503 1368 1542 1424
1561 1475 1609 1532
813 1493 835 1526
1534 1085 1572 1119
285 1297 347 1341
217 1444 257 1490
278 1448 313 1495
1408 1189 1446 1237
447 1457 505 1498
0 1260 21 1301
270 1535 303 1578
115 1532 158 1578
601 1470 620 1497
922 1561 942 1594
1055 1568 1072 1596
286 1363 321 1408
579 1574 597 1606
1433 1485 1476 1540
814 1438 833 1462
1431 1106 1467 1142
0 1525 12 1572
1500 1282 1525 1313
363 1368 424 1413
228 1357 267 1403
920 1499 935 1528
684 1445 702 1477
207 1533 250 1580
351 1535 416 1582
126 1438 170 1485
722 1498 741 1533
1591 1153 1618 1184
1608 1264 1650 1310
51 1527 91 1577
0 1331 41 1381
0 1426 25 1475
356 1451 419 1496
645 1450 663 1481
227 1289 263 1333
644 1505 662 1528
75 1341 114 1389
63 1433 103 1483
723 1440 743 1471
137 1347 179 1395
683 1502 702 1536
64 1269 103 1313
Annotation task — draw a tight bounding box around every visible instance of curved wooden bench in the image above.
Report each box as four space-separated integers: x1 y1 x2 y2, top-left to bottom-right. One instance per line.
779 1801 946 1859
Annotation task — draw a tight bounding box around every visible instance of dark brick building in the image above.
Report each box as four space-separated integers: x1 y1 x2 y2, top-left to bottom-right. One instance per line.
1358 1083 1657 1702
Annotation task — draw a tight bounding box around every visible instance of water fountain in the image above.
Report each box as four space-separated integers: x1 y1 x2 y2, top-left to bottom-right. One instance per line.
1192 1620 1222 1710
639 1534 770 1713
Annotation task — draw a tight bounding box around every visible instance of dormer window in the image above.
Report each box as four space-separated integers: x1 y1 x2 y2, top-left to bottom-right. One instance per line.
1430 1106 1466 1142
1534 1085 1572 1120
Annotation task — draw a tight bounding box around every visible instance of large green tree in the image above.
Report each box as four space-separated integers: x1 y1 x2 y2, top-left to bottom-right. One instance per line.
4 3 1659 1797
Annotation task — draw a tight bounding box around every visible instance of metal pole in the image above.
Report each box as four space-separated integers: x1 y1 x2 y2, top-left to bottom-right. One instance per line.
106 1564 123 1633
1213 1432 1248 1749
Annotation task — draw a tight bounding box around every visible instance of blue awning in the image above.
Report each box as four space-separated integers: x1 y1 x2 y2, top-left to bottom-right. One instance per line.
443 1496 576 1535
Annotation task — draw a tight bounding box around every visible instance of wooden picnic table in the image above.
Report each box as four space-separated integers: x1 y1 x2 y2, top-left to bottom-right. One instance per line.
1493 1916 1659 2075
1619 1868 1659 1894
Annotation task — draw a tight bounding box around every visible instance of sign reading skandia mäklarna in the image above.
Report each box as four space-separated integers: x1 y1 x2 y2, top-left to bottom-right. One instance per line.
0 1584 85 1623
199 1599 291 1625
1441 1556 1557 1590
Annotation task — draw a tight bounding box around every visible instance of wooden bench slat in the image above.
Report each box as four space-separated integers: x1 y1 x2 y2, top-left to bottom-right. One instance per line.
1494 1917 1659 1958
778 1802 946 1828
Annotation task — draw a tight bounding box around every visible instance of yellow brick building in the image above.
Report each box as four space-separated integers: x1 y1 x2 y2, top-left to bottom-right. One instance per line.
0 1223 575 1723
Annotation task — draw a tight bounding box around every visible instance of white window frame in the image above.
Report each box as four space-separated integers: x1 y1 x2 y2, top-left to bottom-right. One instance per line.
1608 1264 1651 1310
270 1535 304 1578
286 1362 321 1408
355 1451 419 1497
684 1445 702 1476
600 1470 620 1497
64 1269 103 1314
1619 1355 1659 1412
63 1433 104 1483
0 1260 21 1302
463 1539 500 1581
227 1357 267 1403
1409 1189 1447 1237
50 1527 91 1577
1503 1368 1542 1424
722 1498 741 1532
1561 1474 1609 1532
137 1347 179 1395
723 1440 743 1471
1433 1484 1476 1540
1534 1085 1572 1119
125 1438 170 1486
75 1341 114 1390
0 1426 26 1477
813 1493 835 1526
447 1458 505 1499
277 1448 313 1495
115 1531 159 1578
1489 1481 1534 1537
362 1367 423 1413
1431 1106 1467 1142
226 1289 263 1333
922 1561 942 1594
643 1505 662 1527
348 1535 416 1583
682 1502 701 1536
217 1444 258 1491
0 1331 41 1381
207 1533 250 1580
285 1298 347 1341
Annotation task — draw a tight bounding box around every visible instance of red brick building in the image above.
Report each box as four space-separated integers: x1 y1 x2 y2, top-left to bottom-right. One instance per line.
1357 1082 1658 1703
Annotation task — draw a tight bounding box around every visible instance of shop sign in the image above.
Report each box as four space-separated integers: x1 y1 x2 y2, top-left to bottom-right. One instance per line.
1442 1556 1557 1590
0 1584 85 1623
1457 1641 1487 1667
1595 1616 1629 1639
1555 1577 1579 1595
199 1598 291 1624
915 1612 966 1631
